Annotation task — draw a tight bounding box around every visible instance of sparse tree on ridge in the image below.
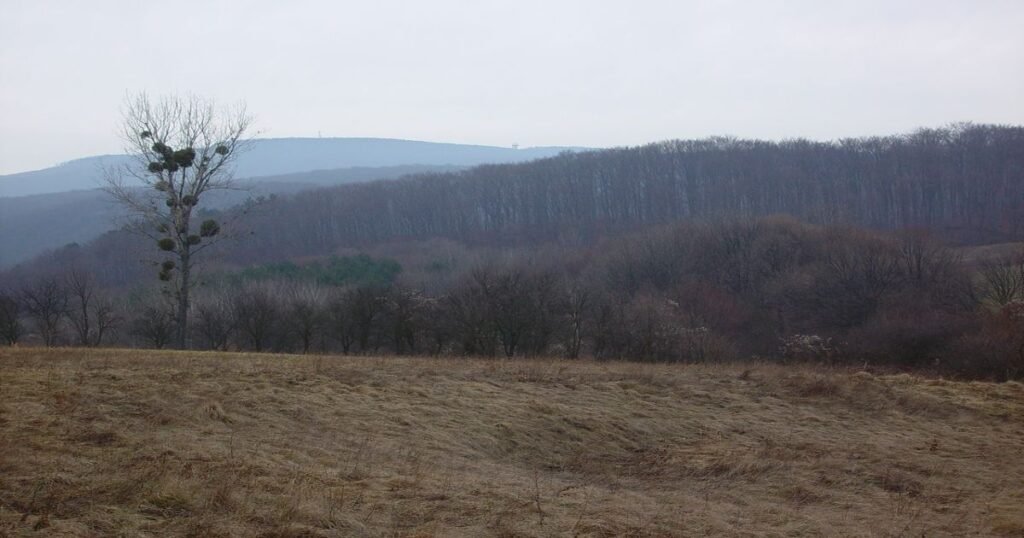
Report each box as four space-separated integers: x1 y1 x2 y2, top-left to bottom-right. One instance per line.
105 93 253 349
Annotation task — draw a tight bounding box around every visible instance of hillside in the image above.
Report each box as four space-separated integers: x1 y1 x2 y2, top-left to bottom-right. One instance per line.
197 124 1024 264
0 138 582 198
0 164 461 268
2 348 1023 536
7 123 1023 278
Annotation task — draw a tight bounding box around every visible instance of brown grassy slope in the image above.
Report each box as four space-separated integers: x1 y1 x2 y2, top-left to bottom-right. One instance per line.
1 348 1023 537
958 242 1024 265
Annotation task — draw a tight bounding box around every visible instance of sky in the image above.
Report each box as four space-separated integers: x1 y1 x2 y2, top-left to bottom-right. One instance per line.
1 0 1023 175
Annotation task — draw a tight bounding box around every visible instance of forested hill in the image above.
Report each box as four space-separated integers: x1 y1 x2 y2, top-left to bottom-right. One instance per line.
7 124 1023 285
234 124 1024 261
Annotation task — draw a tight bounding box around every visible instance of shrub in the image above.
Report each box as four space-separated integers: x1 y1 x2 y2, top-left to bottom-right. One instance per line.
780 334 838 363
943 303 1024 380
844 307 973 368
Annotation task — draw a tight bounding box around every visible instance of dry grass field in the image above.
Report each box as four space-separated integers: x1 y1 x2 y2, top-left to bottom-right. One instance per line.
1 348 1023 537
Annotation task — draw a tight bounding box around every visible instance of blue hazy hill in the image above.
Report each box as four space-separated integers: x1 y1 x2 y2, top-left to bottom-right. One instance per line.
0 137 583 197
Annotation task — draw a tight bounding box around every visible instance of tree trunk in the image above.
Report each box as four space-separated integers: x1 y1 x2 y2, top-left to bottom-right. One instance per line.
177 250 191 349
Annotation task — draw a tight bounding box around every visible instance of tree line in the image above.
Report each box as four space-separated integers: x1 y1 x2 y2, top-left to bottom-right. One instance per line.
4 218 1023 380
232 123 1024 262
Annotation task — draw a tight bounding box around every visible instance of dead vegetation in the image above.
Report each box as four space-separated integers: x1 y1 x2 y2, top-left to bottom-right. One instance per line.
1 347 1023 537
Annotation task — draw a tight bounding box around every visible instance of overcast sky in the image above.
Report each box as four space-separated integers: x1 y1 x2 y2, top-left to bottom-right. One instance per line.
1 0 1022 174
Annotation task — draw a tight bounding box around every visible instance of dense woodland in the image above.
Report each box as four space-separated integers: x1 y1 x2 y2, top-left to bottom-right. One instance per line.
2 124 1024 379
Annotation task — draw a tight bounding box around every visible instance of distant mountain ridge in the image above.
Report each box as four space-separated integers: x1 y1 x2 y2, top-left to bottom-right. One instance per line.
0 164 466 267
0 138 584 197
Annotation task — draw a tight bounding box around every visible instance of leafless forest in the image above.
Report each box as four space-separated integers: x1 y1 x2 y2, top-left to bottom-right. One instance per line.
215 123 1024 261
2 124 1023 379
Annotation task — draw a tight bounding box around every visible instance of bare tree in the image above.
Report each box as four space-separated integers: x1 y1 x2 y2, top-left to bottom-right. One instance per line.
327 289 357 354
285 282 328 354
21 277 69 347
65 269 120 346
561 278 590 359
383 285 424 355
232 282 281 352
444 274 497 357
105 93 252 348
980 251 1024 306
131 305 176 349
193 290 237 351
463 264 560 358
348 285 387 353
0 290 22 345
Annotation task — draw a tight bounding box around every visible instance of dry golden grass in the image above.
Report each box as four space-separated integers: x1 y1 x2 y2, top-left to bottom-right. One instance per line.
1 348 1023 537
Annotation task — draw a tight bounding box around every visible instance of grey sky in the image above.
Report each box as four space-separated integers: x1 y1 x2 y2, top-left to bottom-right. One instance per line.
1 0 1022 175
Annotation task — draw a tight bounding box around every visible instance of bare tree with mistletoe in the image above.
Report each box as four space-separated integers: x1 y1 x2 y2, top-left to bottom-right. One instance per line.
105 93 253 349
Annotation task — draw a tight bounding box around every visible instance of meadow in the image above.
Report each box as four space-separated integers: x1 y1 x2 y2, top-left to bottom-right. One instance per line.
1 348 1023 536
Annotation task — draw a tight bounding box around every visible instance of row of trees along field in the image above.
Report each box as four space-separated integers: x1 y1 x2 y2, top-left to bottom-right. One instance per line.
3 218 1023 380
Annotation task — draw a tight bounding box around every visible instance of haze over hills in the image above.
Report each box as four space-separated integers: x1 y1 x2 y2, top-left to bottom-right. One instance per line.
0 137 583 267
0 164 462 268
7 123 1022 283
0 137 583 197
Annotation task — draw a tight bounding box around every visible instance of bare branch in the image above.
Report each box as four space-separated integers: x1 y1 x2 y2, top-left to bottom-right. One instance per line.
103 93 253 348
